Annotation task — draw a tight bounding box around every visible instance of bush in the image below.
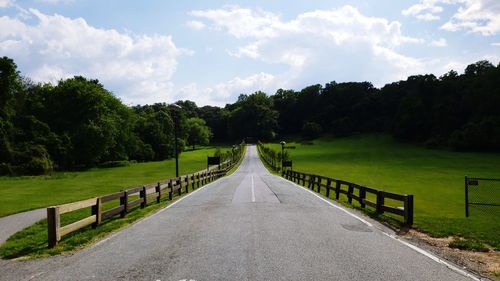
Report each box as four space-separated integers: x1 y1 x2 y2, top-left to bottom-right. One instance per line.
12 145 53 175
23 157 53 175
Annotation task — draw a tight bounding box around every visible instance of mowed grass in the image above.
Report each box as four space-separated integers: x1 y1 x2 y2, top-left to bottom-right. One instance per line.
266 135 500 249
0 147 226 217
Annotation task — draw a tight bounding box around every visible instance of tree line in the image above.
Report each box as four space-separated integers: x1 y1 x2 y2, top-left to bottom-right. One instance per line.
1 56 499 175
197 60 500 152
0 57 212 175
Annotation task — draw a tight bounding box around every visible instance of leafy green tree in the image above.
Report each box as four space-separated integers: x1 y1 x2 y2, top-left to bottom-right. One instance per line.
185 117 211 150
227 92 278 141
133 103 175 161
42 76 134 168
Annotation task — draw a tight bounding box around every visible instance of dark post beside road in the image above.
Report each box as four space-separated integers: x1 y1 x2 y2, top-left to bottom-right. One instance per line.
280 140 286 174
170 103 182 177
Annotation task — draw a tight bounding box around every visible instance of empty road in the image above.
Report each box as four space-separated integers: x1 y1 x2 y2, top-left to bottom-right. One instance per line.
0 146 477 281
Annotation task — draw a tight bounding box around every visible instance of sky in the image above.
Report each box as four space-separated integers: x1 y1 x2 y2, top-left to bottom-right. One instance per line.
1 0 499 107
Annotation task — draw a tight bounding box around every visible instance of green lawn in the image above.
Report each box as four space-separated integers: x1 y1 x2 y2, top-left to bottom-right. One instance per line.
265 135 500 249
0 147 226 217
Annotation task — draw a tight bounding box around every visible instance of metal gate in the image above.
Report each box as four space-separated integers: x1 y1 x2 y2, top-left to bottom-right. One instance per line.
465 176 500 217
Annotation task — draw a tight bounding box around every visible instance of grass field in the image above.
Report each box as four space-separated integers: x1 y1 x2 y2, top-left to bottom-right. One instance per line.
0 147 227 217
265 135 500 249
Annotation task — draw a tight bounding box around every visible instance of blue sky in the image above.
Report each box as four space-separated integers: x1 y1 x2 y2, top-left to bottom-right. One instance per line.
1 0 499 106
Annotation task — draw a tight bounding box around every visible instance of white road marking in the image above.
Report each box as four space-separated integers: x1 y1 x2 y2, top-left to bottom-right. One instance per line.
282 177 480 281
251 175 256 202
28 272 44 280
286 178 372 227
382 232 481 281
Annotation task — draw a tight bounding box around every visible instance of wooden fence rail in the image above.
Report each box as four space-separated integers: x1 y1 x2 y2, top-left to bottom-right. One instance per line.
256 142 283 172
47 146 244 248
284 169 414 226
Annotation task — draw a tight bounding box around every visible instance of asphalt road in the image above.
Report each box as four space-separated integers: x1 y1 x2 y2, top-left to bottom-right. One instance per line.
0 146 478 281
0 208 45 245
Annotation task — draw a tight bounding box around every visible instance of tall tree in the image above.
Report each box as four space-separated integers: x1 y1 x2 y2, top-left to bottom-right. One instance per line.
185 117 211 150
227 92 278 141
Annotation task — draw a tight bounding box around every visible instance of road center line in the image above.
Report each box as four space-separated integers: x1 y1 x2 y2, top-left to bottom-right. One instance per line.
251 175 256 202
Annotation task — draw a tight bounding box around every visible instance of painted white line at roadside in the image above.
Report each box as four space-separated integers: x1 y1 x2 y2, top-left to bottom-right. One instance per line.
382 232 482 281
91 178 220 249
285 178 372 227
282 177 480 281
251 175 256 202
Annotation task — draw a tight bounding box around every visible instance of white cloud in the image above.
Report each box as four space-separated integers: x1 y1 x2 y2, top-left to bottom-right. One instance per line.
0 9 188 105
176 72 277 106
402 0 446 19
430 38 448 46
0 0 12 8
190 6 283 39
191 5 425 89
416 13 441 21
441 0 500 35
403 0 500 35
492 42 500 46
186 20 206 30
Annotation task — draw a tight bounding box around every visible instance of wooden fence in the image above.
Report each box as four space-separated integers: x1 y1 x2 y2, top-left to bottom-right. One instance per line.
256 142 280 171
284 170 414 226
47 148 244 248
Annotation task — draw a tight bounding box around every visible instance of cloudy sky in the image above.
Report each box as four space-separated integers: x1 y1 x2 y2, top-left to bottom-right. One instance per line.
1 0 499 106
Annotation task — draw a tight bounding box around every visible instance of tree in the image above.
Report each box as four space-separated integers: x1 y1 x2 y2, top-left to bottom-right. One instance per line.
42 76 134 168
185 117 211 150
227 92 278 141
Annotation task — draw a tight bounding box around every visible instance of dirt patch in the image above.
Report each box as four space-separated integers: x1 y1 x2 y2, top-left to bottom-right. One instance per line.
402 229 500 280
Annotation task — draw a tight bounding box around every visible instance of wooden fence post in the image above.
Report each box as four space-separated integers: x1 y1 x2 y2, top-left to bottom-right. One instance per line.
335 181 340 200
177 178 182 196
359 186 366 208
326 179 331 198
156 183 161 203
376 191 385 215
140 186 147 208
185 176 189 194
302 173 306 185
308 175 313 189
168 180 173 200
191 175 195 190
347 184 354 204
316 176 322 193
404 195 414 226
91 198 102 228
47 206 60 248
120 191 128 217
197 174 201 188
